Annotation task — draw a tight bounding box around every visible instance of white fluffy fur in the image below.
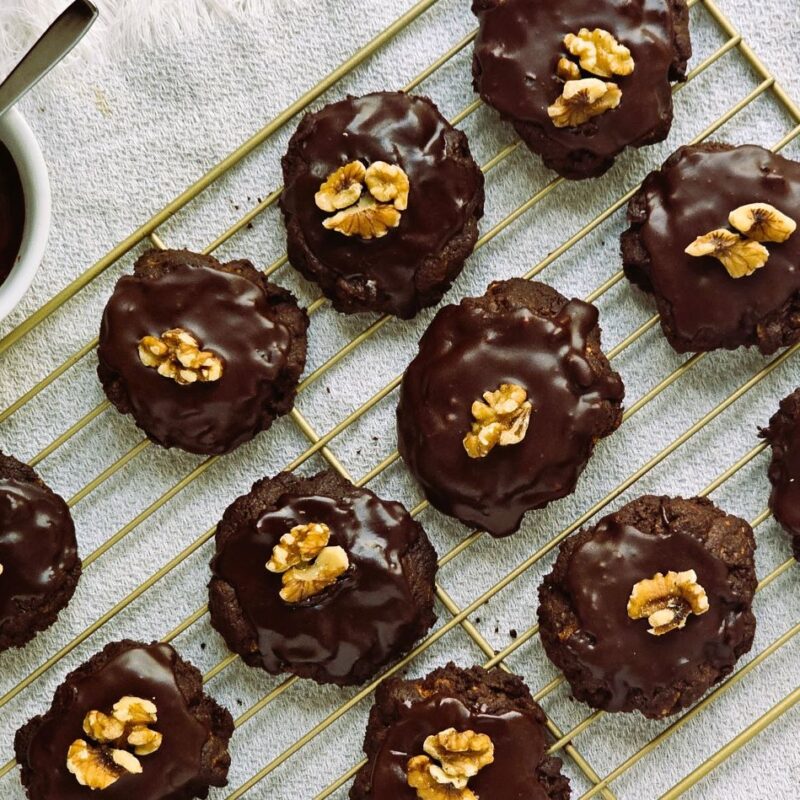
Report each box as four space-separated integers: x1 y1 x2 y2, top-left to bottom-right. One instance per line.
0 0 268 77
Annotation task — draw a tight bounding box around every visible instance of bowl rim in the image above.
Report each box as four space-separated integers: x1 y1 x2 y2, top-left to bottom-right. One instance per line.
0 106 51 324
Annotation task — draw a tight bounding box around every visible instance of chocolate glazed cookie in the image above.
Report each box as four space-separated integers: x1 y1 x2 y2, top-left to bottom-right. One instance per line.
208 470 438 686
397 279 624 537
350 663 570 800
280 91 485 318
538 496 757 718
15 640 234 800
760 388 800 559
98 249 308 456
472 0 691 180
0 452 80 652
623 143 800 353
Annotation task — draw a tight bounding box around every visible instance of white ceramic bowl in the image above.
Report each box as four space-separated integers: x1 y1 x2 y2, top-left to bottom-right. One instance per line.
0 107 51 323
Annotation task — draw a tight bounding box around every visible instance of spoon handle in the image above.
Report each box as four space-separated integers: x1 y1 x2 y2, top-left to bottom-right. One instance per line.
0 0 99 118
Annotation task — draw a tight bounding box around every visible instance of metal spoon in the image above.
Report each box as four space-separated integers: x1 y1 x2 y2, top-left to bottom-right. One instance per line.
0 0 98 118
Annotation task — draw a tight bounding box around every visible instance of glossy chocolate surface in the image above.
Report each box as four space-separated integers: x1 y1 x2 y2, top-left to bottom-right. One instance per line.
24 643 210 800
281 92 483 317
98 261 291 455
638 145 800 350
473 0 678 161
368 695 551 799
767 408 800 556
0 478 76 629
397 299 624 537
0 141 25 287
213 492 425 680
564 520 751 711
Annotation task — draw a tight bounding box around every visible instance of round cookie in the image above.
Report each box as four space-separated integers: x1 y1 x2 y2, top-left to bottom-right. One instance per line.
208 470 438 686
98 248 308 456
350 663 570 800
397 278 624 538
0 451 80 652
472 0 691 180
538 495 757 718
14 639 234 800
760 387 800 559
622 143 800 354
280 91 485 318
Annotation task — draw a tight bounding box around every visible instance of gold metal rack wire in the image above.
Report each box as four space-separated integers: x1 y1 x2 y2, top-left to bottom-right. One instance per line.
0 0 798 797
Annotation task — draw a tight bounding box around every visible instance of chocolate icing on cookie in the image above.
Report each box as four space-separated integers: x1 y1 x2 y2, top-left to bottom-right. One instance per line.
212 491 429 681
280 92 484 317
563 519 752 711
98 261 292 455
397 286 624 537
762 388 800 558
369 695 551 799
22 644 210 799
0 478 77 631
472 0 683 175
626 144 800 353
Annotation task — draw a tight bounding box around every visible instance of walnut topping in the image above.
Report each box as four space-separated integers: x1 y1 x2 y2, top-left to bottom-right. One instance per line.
365 161 410 210
315 161 366 213
557 56 581 81
627 569 710 635
685 229 770 278
67 740 142 791
406 729 494 799
138 328 224 385
266 522 331 573
316 160 410 238
463 383 532 459
279 545 349 603
0 563 4 576
322 196 401 239
548 78 621 128
67 696 162 788
564 28 635 78
728 203 797 243
407 756 477 800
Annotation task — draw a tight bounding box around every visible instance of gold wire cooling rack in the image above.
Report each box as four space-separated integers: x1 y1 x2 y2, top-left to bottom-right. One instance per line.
0 0 799 797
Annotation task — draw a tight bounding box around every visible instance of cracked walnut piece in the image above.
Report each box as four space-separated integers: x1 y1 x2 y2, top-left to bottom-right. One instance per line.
323 197 401 239
138 328 224 385
279 544 349 603
266 522 331 573
564 28 635 79
627 569 710 635
67 696 162 789
728 202 797 243
548 78 622 129
463 383 533 459
406 728 494 799
364 161 410 210
685 229 770 278
314 161 366 213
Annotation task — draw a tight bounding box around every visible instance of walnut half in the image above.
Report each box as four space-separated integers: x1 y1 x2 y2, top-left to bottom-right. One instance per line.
266 522 331 573
563 28 635 78
279 545 349 603
548 78 621 128
685 229 769 278
406 728 494 800
463 383 532 459
728 202 797 243
627 569 710 635
67 696 163 789
138 328 224 385
322 196 401 239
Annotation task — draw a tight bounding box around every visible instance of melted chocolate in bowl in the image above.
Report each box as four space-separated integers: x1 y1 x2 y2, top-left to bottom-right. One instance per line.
0 140 25 288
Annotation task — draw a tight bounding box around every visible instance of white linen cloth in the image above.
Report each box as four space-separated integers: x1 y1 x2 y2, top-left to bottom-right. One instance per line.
0 1 799 798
